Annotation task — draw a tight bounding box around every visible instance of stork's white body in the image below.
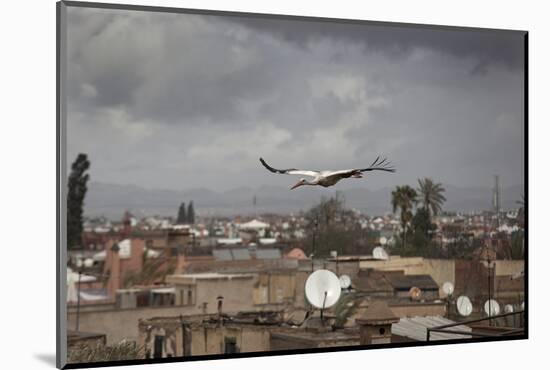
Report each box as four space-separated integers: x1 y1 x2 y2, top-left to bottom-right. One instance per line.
259 157 394 190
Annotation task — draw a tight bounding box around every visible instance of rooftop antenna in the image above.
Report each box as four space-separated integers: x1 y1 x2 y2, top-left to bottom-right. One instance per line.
305 269 342 321
442 281 454 317
330 250 339 275
480 245 496 325
456 295 473 317
311 217 319 272
373 246 389 260
493 175 501 228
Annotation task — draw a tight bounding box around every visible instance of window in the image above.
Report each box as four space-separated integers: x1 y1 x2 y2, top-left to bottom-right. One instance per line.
153 335 164 358
224 337 239 354
187 289 193 305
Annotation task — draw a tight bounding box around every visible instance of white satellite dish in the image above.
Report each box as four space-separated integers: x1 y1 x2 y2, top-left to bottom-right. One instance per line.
442 282 454 296
456 295 473 317
339 274 351 289
83 258 94 268
305 269 342 309
372 246 389 260
484 299 501 316
380 236 387 246
521 301 525 311
504 304 514 313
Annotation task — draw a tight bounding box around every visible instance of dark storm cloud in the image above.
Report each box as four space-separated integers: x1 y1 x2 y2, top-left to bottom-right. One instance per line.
66 7 525 191
227 16 524 74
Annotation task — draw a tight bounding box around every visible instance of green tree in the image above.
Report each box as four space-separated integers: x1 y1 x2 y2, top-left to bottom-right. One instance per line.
333 292 360 328
409 207 437 256
516 194 525 226
411 208 436 238
304 195 364 257
187 201 195 224
417 178 446 219
67 153 90 249
507 230 524 260
68 342 144 363
176 202 186 224
391 185 418 251
123 252 176 288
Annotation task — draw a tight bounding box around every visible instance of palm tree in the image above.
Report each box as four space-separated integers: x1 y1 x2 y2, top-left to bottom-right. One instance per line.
391 185 418 250
516 194 525 226
417 178 446 219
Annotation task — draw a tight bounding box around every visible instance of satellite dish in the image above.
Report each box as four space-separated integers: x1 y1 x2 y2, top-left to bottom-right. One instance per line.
305 269 342 309
456 295 473 317
373 246 389 260
409 286 422 300
504 304 514 313
521 301 525 311
339 274 351 289
484 299 501 316
442 282 454 296
380 236 387 246
83 258 94 268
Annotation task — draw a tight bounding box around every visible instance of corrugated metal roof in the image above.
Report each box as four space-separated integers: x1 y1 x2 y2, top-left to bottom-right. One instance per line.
213 249 232 261
231 248 251 260
392 316 472 341
255 248 281 259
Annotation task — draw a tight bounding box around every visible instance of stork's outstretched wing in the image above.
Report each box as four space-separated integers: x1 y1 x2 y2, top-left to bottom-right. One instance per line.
321 156 395 181
259 158 319 178
357 156 396 172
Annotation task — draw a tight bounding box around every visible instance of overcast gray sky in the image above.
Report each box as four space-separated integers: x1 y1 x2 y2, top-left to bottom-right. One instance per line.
66 7 525 192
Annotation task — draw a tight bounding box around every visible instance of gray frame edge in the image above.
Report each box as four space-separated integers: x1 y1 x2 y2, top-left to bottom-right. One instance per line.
57 1 68 368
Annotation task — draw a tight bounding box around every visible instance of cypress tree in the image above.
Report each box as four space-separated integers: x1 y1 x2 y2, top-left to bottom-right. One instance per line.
176 202 186 224
187 201 195 224
67 153 90 249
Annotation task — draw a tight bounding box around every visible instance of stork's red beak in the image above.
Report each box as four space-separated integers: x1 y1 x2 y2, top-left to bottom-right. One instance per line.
290 181 303 190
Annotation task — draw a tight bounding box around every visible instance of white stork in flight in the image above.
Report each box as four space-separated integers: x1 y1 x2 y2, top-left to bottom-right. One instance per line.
259 156 395 190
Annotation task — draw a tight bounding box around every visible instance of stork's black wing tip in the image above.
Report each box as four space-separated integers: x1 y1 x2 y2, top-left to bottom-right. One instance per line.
259 157 277 173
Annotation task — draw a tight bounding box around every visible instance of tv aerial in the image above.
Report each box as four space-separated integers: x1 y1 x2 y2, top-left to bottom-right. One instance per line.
484 299 500 316
305 269 342 319
372 246 389 260
456 295 473 317
442 282 454 297
339 274 351 290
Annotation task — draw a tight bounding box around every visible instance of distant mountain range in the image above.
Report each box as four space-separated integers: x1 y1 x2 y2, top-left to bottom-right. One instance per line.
84 181 524 220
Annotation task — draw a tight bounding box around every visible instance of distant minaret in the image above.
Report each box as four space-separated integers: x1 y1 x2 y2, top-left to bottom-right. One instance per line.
492 175 501 228
253 195 257 218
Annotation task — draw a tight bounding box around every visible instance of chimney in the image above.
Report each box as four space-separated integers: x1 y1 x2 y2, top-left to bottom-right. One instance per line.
356 301 399 345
